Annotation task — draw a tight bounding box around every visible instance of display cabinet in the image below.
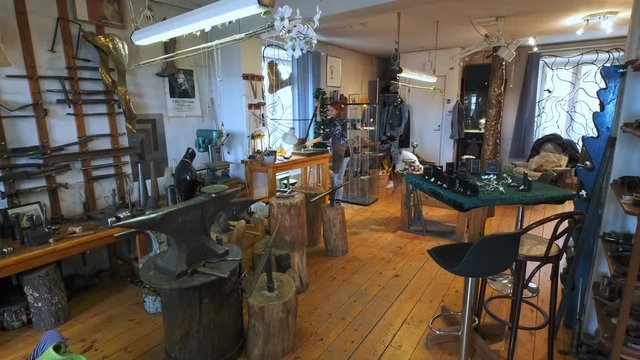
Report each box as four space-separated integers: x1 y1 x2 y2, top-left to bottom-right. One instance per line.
339 103 382 205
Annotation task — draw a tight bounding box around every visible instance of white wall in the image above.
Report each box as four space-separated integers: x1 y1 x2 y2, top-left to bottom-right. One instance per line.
0 0 215 216
315 42 384 97
400 48 461 164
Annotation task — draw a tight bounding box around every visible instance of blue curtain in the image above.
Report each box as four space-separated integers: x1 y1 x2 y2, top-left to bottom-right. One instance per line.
292 51 321 140
509 52 541 160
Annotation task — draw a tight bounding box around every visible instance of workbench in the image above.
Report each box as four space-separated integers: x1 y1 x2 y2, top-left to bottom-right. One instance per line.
244 152 332 199
0 226 124 279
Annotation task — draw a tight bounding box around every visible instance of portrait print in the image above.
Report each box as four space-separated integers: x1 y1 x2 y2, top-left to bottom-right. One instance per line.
75 0 126 28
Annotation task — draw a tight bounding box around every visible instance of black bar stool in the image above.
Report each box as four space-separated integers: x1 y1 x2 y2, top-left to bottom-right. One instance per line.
480 211 585 360
427 231 523 359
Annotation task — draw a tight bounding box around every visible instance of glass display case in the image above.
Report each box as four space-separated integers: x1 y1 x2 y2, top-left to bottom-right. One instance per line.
339 103 381 205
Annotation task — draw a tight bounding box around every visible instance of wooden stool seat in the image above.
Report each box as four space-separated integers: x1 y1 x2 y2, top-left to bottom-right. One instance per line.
519 234 560 257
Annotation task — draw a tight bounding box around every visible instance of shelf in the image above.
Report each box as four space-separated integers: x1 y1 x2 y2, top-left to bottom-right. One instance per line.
621 123 640 138
611 181 640 216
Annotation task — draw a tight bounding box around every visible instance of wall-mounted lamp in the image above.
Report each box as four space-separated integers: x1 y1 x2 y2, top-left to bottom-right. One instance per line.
131 0 276 45
575 11 618 36
528 36 538 52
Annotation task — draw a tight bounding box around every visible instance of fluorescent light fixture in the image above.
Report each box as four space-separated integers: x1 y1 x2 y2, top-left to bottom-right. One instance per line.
398 68 437 83
131 0 275 46
575 21 586 35
602 17 614 33
527 37 536 46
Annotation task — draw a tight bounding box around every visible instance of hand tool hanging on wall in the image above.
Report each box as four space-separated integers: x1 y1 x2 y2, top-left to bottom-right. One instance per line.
5 75 103 81
30 147 138 163
0 102 39 112
87 172 128 182
48 17 91 63
0 163 46 170
48 89 114 96
55 98 120 106
0 134 109 157
66 111 123 117
80 161 129 171
0 183 69 200
65 65 114 72
0 164 71 182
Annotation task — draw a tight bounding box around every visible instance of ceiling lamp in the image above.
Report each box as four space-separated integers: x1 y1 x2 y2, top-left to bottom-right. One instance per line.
496 39 521 62
398 68 437 83
131 0 276 45
454 17 520 62
575 11 618 36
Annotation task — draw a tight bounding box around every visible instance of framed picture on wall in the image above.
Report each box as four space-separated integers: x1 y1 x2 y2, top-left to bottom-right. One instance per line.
74 0 126 28
326 56 342 87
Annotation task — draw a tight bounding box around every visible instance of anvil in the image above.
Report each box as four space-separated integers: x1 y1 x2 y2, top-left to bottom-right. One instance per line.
116 188 240 282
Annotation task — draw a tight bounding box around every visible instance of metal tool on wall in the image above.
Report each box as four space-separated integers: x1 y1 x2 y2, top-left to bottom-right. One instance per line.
0 164 71 182
48 17 92 63
80 161 129 171
0 183 69 201
30 147 137 163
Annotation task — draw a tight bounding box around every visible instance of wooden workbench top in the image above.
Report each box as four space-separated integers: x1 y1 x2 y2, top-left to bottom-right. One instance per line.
0 225 124 278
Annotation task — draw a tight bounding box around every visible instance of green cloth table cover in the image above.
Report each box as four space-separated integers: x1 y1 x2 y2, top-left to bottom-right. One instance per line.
405 173 575 212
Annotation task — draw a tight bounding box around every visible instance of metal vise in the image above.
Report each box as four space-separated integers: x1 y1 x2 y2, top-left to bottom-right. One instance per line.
25 214 52 246
115 188 240 280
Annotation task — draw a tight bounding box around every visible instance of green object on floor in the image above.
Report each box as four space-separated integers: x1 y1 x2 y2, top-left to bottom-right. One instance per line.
37 344 86 360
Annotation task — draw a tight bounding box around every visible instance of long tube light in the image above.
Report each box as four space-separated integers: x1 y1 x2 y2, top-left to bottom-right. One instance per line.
398 68 437 83
131 0 275 46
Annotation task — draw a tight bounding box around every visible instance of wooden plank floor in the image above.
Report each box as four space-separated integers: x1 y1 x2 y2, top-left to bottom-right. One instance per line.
0 186 574 359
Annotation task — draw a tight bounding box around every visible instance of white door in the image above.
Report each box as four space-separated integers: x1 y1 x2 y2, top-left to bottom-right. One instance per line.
402 76 447 164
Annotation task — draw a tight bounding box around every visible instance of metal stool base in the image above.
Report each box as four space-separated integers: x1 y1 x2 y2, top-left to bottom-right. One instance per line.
483 295 549 331
428 311 479 335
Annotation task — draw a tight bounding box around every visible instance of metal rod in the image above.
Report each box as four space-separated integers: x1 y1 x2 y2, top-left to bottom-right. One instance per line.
66 111 123 117
515 205 525 230
6 75 103 81
131 24 273 69
30 147 138 163
81 161 129 171
460 277 478 360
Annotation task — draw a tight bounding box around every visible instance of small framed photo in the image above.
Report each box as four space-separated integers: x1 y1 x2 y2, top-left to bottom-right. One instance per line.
486 160 501 175
348 94 359 104
74 0 126 29
6 202 44 228
326 56 342 88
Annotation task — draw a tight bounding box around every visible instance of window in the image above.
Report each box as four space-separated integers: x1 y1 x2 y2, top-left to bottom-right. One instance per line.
262 46 294 150
534 52 622 147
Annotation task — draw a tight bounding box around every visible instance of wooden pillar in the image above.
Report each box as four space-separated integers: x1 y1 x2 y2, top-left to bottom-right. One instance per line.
247 272 297 360
14 0 62 216
322 204 348 256
19 264 69 330
268 193 308 249
481 47 506 166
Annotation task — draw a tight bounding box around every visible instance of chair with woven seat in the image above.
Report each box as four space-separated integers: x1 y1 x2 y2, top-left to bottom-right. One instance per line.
426 231 523 360
479 211 585 360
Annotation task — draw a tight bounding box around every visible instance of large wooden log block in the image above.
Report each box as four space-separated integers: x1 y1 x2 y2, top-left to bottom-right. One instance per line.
160 267 244 360
269 193 307 250
254 239 309 293
247 272 297 360
322 204 348 256
19 263 68 330
294 186 324 247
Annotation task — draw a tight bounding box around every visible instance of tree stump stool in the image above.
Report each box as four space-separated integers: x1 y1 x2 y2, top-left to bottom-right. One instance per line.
19 263 69 330
254 238 309 293
322 204 348 256
294 186 324 247
268 193 308 250
246 272 297 360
